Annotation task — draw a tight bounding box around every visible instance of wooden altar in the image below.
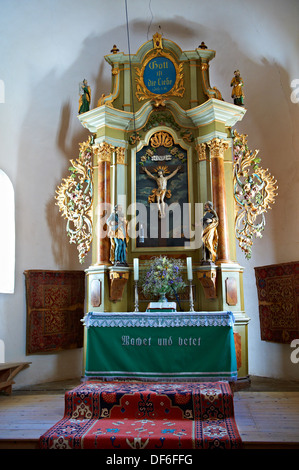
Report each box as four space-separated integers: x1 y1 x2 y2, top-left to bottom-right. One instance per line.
83 311 238 382
59 33 251 382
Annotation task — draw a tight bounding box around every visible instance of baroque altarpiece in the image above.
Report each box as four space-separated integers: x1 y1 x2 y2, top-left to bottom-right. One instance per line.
56 34 277 382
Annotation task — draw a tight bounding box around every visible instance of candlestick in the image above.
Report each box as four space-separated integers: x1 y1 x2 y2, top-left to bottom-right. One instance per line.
134 281 139 312
189 280 194 312
133 258 139 281
186 257 193 280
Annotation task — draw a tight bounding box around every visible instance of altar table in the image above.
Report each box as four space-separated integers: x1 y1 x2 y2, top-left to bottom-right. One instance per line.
82 311 237 382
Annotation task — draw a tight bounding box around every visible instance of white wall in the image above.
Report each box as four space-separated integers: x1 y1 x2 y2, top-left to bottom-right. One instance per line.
0 0 298 386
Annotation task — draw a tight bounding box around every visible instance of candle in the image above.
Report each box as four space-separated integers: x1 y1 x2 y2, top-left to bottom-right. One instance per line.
133 258 139 281
139 224 144 243
186 257 193 280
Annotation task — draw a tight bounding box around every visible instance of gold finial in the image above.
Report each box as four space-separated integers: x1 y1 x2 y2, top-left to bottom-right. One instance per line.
153 32 163 49
111 45 119 54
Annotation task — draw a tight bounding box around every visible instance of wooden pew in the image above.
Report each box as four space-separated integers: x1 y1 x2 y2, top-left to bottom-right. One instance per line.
0 362 31 395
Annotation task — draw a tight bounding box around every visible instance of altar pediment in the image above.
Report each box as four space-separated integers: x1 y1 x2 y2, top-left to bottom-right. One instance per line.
186 98 246 129
78 98 246 142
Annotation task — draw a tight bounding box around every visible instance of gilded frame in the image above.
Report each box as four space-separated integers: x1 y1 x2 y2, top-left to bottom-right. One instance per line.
130 127 194 253
135 50 185 102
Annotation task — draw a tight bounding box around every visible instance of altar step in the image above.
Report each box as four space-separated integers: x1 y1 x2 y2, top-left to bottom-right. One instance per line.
1 377 299 449
39 381 242 449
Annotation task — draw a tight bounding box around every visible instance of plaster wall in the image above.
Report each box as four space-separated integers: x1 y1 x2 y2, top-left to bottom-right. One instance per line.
0 0 298 386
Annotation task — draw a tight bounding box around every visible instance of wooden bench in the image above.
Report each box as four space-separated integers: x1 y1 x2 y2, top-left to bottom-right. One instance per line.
0 362 31 395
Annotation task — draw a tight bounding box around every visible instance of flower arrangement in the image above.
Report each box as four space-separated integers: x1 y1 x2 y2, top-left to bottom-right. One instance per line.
141 256 186 302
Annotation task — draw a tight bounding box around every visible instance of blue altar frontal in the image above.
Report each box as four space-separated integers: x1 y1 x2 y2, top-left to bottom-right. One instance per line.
82 311 238 382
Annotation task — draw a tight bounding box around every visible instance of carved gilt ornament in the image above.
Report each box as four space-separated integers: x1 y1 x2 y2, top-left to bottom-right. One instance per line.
93 141 114 163
232 130 278 259
55 138 126 263
207 138 229 158
150 131 173 148
195 143 207 161
135 38 185 104
55 137 94 264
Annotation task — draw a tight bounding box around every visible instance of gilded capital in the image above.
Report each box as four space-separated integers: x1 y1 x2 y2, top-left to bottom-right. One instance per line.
115 147 126 165
207 138 229 159
93 142 114 163
195 143 207 161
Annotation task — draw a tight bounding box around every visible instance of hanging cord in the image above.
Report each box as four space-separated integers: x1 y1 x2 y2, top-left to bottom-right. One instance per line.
125 0 136 136
147 0 153 40
125 0 144 244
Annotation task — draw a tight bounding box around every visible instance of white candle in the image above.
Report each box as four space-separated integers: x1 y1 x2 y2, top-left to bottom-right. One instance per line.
133 258 139 281
186 257 193 280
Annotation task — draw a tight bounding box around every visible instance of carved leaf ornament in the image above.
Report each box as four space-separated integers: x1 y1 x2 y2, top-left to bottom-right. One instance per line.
55 137 94 263
232 130 278 259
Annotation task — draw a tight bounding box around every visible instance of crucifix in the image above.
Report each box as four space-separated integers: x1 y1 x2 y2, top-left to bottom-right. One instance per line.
142 164 182 218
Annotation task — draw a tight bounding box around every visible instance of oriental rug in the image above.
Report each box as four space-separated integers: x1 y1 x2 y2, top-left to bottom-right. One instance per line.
255 261 299 343
24 270 85 354
39 381 242 449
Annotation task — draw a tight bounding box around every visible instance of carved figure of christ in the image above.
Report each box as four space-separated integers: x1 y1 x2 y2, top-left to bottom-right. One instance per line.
143 165 181 218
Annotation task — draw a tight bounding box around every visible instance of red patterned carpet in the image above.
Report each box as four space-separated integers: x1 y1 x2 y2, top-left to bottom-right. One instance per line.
255 262 299 343
24 270 84 354
39 381 242 449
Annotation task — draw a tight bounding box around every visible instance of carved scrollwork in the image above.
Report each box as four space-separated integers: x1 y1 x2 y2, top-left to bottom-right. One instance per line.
233 130 278 259
200 61 222 100
97 67 120 108
55 137 94 263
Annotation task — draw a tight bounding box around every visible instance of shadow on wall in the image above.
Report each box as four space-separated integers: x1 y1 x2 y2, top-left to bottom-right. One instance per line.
235 58 299 265
14 31 114 270
49 100 89 268
48 32 130 269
